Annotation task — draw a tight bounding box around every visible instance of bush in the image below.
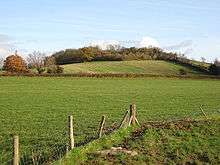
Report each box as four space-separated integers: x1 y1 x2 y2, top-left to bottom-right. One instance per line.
56 66 64 74
209 64 220 75
179 69 187 75
37 68 46 74
3 54 28 73
47 65 64 74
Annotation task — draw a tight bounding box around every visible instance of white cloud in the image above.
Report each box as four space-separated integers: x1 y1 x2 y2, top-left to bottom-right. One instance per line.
89 40 120 50
89 36 160 50
138 36 160 48
0 34 16 58
0 47 8 54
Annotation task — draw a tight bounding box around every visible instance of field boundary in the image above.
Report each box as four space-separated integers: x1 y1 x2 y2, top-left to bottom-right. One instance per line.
5 104 139 165
56 115 218 165
2 103 218 165
0 72 220 80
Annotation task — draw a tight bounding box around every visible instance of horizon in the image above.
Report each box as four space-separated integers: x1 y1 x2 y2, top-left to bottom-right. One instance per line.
0 0 220 62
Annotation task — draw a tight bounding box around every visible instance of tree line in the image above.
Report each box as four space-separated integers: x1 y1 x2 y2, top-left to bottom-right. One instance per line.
52 46 220 75
52 46 179 64
0 51 63 74
0 46 219 75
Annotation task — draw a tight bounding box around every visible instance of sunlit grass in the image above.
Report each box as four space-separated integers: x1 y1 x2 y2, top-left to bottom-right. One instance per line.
0 77 219 163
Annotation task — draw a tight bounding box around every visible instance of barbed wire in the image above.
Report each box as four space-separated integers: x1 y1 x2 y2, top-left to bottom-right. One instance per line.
0 106 219 165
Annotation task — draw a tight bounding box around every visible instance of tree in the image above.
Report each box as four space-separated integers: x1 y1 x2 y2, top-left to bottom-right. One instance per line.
201 57 206 63
214 58 220 66
45 56 64 74
0 57 4 70
45 56 56 66
27 51 46 74
209 59 220 75
3 53 28 73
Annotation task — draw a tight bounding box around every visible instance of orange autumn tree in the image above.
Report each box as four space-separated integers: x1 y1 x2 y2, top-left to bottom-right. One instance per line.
3 53 28 73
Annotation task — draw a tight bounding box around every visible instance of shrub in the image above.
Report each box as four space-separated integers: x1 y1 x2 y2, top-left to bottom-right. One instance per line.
179 69 187 75
47 65 64 74
37 68 46 74
3 54 28 73
209 64 220 75
56 66 64 74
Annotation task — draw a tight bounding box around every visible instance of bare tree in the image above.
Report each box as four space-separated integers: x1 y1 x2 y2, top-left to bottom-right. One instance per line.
27 51 46 74
214 58 220 66
0 57 4 70
201 57 206 63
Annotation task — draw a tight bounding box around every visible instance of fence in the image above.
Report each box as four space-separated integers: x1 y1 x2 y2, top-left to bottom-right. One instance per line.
1 104 139 165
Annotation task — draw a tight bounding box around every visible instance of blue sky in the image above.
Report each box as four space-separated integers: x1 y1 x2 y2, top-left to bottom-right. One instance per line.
0 0 220 61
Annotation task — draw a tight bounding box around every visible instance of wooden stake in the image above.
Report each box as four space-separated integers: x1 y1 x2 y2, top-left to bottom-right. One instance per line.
13 135 19 165
135 117 141 126
129 104 140 126
31 151 37 165
119 110 129 128
200 106 208 119
129 104 135 125
99 115 106 138
68 115 74 150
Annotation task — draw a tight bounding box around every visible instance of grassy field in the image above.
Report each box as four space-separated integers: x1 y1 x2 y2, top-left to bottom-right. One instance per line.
62 60 206 76
57 118 220 165
0 77 219 163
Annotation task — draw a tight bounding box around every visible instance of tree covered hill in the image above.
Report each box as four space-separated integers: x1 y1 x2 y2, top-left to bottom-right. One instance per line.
52 46 211 75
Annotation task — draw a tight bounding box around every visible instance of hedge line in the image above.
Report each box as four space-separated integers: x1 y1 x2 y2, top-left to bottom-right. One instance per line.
1 72 219 79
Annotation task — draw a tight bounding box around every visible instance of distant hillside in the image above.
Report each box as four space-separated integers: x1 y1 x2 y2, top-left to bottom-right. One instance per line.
62 60 208 76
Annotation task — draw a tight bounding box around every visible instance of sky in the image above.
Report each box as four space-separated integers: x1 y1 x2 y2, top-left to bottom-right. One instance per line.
0 0 220 62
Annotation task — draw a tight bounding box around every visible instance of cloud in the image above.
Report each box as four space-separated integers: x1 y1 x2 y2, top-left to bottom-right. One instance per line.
129 1 220 11
0 34 16 58
138 36 160 48
0 34 11 43
163 40 194 55
89 40 120 50
87 36 160 49
163 40 193 50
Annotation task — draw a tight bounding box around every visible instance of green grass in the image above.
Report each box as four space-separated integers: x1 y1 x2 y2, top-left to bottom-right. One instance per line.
0 77 219 164
62 60 206 76
57 118 220 165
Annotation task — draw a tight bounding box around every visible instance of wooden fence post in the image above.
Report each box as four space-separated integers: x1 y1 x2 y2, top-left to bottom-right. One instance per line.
13 135 19 165
200 106 208 119
68 115 74 150
119 110 129 128
99 115 106 138
129 104 140 126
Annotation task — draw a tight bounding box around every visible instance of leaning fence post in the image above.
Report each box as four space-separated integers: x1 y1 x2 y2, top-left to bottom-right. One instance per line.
99 115 106 138
13 135 19 165
68 115 74 150
200 106 208 119
119 110 129 128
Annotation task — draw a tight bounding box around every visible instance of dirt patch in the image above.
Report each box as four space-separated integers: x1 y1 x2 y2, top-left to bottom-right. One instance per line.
130 118 209 139
96 147 138 156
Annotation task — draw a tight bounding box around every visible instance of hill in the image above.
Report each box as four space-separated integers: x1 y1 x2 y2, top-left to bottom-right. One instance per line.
62 60 208 76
